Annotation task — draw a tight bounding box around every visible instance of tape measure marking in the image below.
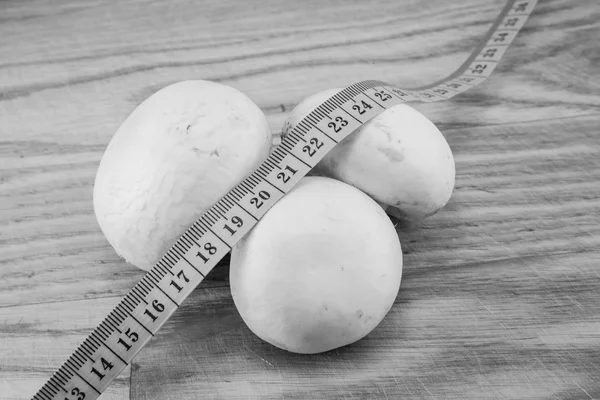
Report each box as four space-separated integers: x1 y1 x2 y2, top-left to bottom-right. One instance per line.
32 1 537 399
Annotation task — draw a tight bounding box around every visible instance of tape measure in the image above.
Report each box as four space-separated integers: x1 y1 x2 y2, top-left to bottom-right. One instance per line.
32 1 537 398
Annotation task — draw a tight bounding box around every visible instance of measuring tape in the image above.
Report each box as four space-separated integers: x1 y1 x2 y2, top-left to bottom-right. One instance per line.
32 1 537 398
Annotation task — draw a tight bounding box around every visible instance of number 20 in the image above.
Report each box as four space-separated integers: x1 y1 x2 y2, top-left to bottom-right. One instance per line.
250 191 270 208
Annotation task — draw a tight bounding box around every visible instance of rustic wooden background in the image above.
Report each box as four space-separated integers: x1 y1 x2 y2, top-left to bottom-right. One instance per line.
2 0 600 399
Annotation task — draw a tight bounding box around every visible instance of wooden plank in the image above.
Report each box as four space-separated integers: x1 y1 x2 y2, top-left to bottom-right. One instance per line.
131 250 600 399
0 0 598 308
1 0 599 148
0 296 131 400
129 114 600 398
396 114 600 270
1 0 599 399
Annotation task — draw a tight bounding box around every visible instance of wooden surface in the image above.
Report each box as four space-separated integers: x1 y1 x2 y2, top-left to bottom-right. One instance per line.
2 0 600 399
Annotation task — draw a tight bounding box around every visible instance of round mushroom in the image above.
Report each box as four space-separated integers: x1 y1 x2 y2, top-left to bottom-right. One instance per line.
230 176 403 354
282 88 455 220
93 80 272 271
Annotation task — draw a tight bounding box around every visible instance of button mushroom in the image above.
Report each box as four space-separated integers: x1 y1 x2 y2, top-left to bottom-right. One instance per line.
93 80 272 271
282 88 455 220
230 176 403 354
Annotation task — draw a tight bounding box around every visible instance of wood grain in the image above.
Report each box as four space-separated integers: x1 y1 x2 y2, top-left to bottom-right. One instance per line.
131 115 600 400
1 0 599 399
0 297 131 400
131 253 600 399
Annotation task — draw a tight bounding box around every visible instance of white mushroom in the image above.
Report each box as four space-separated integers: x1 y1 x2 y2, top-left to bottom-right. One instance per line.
93 80 272 271
230 176 403 354
282 88 455 220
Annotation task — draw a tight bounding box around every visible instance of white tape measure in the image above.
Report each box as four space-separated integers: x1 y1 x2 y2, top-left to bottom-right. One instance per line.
32 1 537 398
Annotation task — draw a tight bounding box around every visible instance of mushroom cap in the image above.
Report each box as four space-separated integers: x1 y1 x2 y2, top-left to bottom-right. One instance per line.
93 80 272 271
283 88 455 219
230 176 403 354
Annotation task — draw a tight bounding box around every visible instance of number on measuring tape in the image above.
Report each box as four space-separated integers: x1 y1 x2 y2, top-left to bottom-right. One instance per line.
418 89 449 102
237 179 284 219
340 93 385 122
212 203 256 247
129 286 177 330
363 87 404 107
292 127 337 165
489 29 518 45
477 45 508 62
501 15 527 30
93 317 151 380
470 60 500 77
315 111 359 142
454 75 488 86
155 256 204 304
78 349 126 394
264 150 311 192
429 87 457 99
32 1 538 398
194 230 229 264
60 377 96 400
276 164 298 183
388 87 422 102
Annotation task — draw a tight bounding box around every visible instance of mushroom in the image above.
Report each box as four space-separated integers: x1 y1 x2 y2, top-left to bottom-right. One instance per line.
93 80 272 271
230 176 403 354
282 88 455 220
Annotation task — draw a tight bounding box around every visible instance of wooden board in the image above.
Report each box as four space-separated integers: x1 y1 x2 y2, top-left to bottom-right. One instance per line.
1 0 600 399
130 115 600 400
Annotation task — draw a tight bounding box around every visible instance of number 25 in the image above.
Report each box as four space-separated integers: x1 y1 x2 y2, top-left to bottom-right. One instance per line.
374 90 392 101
